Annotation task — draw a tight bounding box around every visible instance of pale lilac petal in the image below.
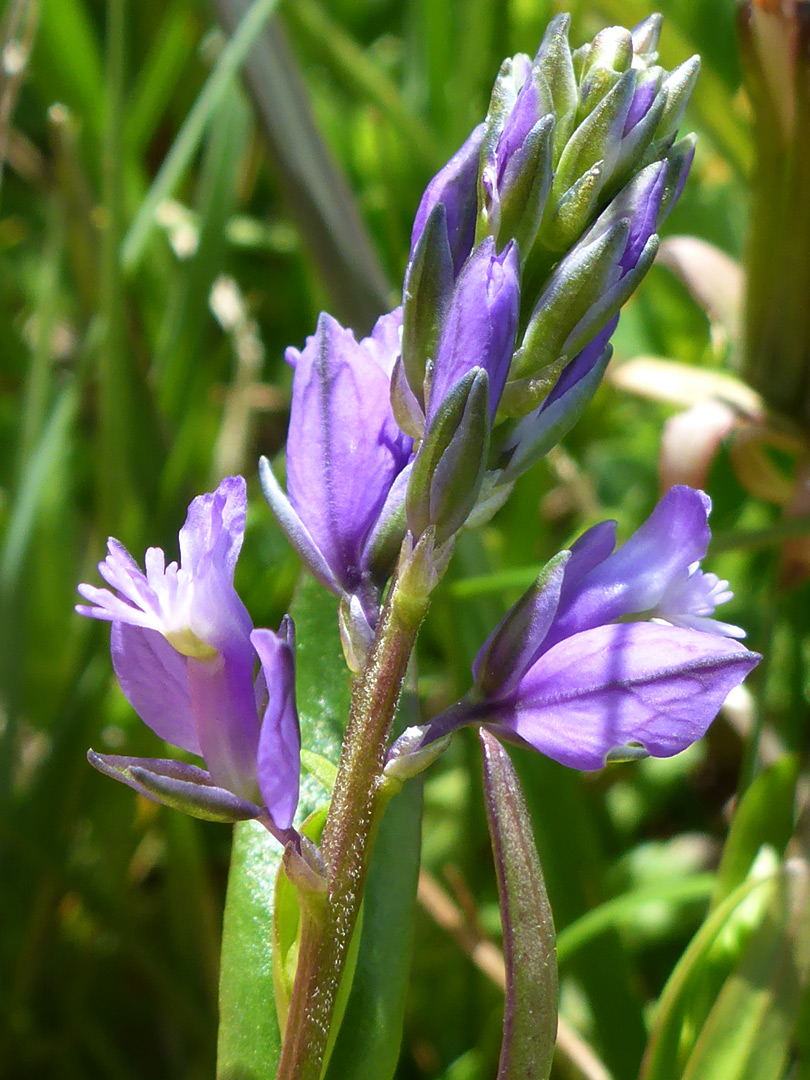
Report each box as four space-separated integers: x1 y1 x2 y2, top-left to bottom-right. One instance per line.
179 475 246 580
110 623 200 756
494 622 759 769
359 307 403 378
186 650 261 801
252 622 300 831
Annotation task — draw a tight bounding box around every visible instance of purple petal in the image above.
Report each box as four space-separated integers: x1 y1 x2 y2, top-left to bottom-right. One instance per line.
111 623 200 756
179 476 246 580
286 312 412 592
547 487 712 646
494 622 760 769
540 315 619 414
619 166 666 274
411 123 487 273
623 77 658 135
496 74 543 185
252 622 300 831
358 307 403 378
429 239 520 422
186 649 261 802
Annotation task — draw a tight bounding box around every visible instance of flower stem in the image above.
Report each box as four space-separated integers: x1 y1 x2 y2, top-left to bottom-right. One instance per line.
275 572 429 1080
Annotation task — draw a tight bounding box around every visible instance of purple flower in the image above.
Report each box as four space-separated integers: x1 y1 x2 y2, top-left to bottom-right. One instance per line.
426 487 759 769
260 308 413 622
427 238 521 423
76 477 300 841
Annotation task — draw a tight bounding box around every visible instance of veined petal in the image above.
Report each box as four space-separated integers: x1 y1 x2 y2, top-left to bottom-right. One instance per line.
494 621 759 769
252 621 300 831
429 239 520 422
286 312 411 592
547 485 712 645
110 623 200 756
187 649 261 802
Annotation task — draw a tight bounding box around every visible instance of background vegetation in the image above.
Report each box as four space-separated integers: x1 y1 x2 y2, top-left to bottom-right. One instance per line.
1 0 807 1077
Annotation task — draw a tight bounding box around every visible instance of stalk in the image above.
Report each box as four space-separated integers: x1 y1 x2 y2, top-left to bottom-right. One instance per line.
275 571 429 1080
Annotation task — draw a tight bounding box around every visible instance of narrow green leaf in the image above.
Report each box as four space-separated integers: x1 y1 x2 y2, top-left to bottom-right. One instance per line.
557 874 716 963
712 756 799 910
121 0 281 272
640 867 780 1080
480 729 557 1080
217 819 283 1080
212 0 392 332
681 858 810 1080
217 575 351 1078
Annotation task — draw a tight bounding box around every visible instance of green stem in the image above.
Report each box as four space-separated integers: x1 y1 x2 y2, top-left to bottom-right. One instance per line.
275 574 429 1080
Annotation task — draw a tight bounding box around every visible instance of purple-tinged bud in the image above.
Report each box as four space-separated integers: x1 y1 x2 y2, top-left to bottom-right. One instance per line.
407 368 491 545
401 203 454 415
501 161 667 421
427 238 520 423
410 123 487 274
500 322 616 481
476 54 555 254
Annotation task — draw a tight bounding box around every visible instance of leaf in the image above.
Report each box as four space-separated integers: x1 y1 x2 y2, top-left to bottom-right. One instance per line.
480 729 557 1080
121 0 283 272
217 577 351 1079
212 0 392 333
681 856 810 1080
217 819 284 1080
712 756 799 911
639 865 780 1080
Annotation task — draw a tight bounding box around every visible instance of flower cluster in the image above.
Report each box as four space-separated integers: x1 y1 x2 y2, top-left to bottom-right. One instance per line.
78 15 760 842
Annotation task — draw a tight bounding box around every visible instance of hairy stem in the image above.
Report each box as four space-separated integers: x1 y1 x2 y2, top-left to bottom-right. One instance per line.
275 572 428 1080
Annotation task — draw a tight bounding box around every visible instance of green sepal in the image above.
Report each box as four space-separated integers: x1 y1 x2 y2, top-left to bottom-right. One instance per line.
551 69 635 208
406 368 491 545
533 13 577 159
402 203 454 408
495 115 555 258
513 219 630 383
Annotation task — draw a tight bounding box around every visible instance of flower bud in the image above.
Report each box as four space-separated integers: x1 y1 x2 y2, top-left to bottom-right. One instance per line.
407 368 491 545
402 203 454 412
427 238 520 422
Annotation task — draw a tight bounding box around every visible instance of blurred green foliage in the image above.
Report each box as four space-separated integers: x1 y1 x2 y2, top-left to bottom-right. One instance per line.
1 0 809 1077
